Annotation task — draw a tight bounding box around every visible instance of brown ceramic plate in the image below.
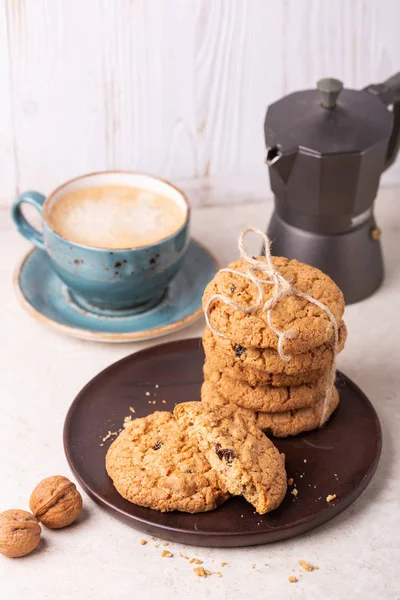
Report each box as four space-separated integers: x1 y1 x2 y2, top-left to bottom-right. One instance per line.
64 338 382 547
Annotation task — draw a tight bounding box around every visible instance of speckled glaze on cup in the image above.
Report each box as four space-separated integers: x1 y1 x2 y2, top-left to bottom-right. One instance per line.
11 172 190 315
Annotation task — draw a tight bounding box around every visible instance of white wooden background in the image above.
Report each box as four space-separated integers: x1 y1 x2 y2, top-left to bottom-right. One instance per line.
0 0 399 207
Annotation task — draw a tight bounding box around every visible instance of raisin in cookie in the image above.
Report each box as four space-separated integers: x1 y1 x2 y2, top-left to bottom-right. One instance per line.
174 402 287 514
203 363 331 412
203 323 347 375
106 411 229 513
203 257 344 353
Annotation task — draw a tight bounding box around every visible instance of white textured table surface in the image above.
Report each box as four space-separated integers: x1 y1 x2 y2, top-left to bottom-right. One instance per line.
0 190 399 600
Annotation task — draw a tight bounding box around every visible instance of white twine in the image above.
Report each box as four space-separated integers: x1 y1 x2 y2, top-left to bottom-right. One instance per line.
204 227 339 426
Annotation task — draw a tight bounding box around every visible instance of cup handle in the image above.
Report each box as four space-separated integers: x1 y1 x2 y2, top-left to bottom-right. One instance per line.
12 191 46 249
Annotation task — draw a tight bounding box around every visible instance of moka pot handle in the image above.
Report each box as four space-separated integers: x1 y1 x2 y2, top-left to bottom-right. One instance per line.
364 72 400 170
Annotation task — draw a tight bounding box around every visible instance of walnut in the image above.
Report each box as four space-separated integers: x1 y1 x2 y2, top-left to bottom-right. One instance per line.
0 509 41 557
29 476 82 529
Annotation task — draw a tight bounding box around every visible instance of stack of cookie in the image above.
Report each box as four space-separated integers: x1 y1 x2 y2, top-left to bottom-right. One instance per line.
201 253 346 437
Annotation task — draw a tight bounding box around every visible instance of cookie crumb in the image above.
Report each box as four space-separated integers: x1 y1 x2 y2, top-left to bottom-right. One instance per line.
240 514 244 517
162 400 167 404
304 459 307 463
124 416 132 425
163 542 169 546
194 567 211 578
287 478 294 485
180 553 189 560
190 558 203 564
129 406 136 413
155 384 159 388
220 562 228 567
216 572 223 578
102 430 118 442
288 576 298 583
99 443 104 447
155 543 159 548
139 539 147 545
291 488 298 497
251 563 256 569
161 550 173 558
326 494 337 503
298 560 317 572
148 400 152 404
145 392 150 396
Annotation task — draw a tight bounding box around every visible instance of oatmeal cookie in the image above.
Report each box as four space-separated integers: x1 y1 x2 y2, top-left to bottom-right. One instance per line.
201 381 339 438
203 363 331 412
256 386 340 437
203 323 347 375
106 411 229 513
174 402 287 514
203 353 326 387
203 257 345 353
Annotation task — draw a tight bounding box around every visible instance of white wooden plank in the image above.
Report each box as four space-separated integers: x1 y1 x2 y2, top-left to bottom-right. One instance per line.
194 0 286 192
99 0 197 179
5 0 107 195
0 2 16 202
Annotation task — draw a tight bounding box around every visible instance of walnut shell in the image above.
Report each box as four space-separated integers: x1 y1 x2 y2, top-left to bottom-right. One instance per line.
0 509 41 558
29 476 82 529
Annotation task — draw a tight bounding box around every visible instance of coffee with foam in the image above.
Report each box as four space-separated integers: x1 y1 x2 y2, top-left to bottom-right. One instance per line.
47 185 187 249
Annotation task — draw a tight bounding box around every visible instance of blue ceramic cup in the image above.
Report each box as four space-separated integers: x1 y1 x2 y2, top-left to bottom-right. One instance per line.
12 172 190 315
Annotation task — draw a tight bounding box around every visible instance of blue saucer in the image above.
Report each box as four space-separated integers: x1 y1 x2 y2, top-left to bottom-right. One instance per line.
14 240 217 342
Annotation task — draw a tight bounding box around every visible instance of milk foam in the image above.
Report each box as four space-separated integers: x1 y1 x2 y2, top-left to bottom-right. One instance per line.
48 185 186 249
